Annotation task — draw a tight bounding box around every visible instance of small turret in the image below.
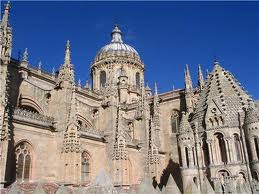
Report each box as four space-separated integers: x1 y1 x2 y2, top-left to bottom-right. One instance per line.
177 112 200 191
244 102 259 169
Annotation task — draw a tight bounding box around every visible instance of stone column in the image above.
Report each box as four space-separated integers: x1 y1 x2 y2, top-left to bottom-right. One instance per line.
207 140 214 165
225 137 231 163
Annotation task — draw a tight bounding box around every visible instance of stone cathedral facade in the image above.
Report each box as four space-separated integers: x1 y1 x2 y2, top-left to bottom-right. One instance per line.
1 2 259 194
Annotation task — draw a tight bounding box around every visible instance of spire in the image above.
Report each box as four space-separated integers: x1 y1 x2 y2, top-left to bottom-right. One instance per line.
154 82 158 96
179 112 192 133
1 1 11 27
184 64 193 92
198 64 205 90
111 24 123 43
0 1 12 64
56 41 75 87
65 40 71 64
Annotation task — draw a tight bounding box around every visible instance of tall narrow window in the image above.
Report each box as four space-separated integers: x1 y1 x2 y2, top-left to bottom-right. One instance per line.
185 147 189 167
215 133 227 163
135 72 140 88
234 134 242 161
81 151 90 182
100 71 106 88
202 139 210 166
254 137 259 160
15 142 32 181
171 111 179 133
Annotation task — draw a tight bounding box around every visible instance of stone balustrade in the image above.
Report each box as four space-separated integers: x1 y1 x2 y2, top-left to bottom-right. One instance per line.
13 108 54 128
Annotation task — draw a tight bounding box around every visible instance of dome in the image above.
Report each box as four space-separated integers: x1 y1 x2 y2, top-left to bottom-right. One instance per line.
94 25 141 62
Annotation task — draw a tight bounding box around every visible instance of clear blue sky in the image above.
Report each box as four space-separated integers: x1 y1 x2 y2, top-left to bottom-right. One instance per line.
2 1 259 99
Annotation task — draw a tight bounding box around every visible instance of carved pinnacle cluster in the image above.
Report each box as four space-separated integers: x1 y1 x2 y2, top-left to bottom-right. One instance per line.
56 40 75 88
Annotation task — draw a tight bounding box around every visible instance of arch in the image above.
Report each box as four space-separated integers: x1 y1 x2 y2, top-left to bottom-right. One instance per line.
15 141 33 182
171 110 180 133
76 114 93 131
214 132 227 164
19 95 43 114
233 133 242 161
135 72 140 88
81 151 91 182
100 70 106 88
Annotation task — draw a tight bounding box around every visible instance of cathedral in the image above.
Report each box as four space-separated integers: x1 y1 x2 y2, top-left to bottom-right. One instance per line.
1 2 259 194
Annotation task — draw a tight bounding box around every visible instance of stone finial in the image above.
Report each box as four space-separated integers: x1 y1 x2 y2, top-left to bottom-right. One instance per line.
20 48 29 68
52 67 55 76
22 48 28 62
111 24 123 43
65 40 71 64
2 1 11 27
198 64 204 90
78 79 81 87
38 61 42 71
184 64 193 92
85 80 90 89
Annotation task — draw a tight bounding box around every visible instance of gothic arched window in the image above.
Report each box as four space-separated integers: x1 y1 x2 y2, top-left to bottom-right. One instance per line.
234 134 242 161
171 111 179 133
100 71 106 88
135 72 140 88
15 141 32 181
215 133 227 164
81 151 90 182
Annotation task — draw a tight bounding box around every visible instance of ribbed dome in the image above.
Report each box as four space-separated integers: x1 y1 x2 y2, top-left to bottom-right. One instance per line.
94 25 141 62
